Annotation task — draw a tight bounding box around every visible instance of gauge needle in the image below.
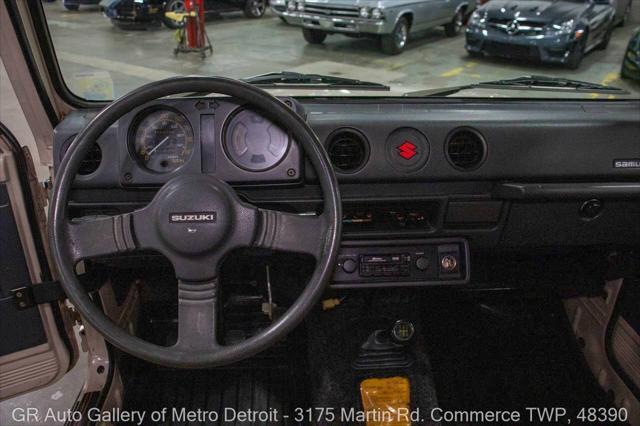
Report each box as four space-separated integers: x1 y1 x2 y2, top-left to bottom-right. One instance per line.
147 137 170 156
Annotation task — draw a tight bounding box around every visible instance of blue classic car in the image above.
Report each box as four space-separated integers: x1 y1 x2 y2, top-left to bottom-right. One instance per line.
101 0 267 29
282 0 476 54
42 0 101 11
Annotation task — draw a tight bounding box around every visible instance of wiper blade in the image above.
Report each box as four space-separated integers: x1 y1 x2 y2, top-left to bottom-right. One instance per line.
243 71 390 91
405 75 628 97
481 75 626 92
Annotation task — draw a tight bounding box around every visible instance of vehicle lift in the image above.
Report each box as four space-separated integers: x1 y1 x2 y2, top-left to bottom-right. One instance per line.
166 0 213 59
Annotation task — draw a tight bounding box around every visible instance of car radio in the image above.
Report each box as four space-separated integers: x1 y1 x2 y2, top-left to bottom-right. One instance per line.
359 254 412 277
332 238 469 288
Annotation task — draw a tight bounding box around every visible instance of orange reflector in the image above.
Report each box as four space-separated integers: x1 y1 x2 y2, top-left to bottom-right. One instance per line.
360 377 411 426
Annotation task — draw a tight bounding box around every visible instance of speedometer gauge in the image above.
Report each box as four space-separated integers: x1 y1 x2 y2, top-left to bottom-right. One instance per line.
224 109 289 172
131 109 194 173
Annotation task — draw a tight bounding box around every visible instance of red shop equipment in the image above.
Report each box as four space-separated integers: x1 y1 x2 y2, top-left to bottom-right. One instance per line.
169 0 213 59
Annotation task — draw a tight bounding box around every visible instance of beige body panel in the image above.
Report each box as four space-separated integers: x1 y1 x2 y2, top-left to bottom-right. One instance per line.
612 317 640 392
565 279 640 426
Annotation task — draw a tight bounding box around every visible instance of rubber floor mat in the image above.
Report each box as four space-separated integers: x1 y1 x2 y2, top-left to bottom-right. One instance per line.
305 296 439 425
122 365 307 425
422 293 618 425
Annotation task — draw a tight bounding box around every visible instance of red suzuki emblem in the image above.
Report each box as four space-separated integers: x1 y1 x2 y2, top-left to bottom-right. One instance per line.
397 141 417 160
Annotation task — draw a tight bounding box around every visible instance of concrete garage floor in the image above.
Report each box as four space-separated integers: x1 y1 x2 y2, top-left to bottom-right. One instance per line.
43 2 640 99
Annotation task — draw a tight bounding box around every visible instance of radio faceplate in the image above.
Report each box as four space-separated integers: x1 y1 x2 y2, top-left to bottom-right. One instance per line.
331 239 469 288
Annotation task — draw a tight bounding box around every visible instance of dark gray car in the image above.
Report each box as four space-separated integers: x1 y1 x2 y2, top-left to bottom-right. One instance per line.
466 0 617 68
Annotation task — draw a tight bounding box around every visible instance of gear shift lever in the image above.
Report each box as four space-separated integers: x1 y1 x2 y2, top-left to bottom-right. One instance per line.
352 319 416 370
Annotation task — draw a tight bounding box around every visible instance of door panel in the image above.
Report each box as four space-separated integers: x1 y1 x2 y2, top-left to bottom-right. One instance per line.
564 278 640 425
0 123 71 401
0 184 48 355
610 265 640 395
611 318 640 391
586 5 611 48
415 0 447 28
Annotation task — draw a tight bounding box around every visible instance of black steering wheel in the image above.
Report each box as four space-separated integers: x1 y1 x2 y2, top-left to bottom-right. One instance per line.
49 77 342 368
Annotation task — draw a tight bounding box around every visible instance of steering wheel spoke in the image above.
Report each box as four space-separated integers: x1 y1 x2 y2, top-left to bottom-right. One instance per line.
66 210 146 263
252 209 325 258
173 278 220 351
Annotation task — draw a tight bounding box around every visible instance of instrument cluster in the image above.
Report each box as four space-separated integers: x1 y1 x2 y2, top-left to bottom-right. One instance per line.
54 98 303 187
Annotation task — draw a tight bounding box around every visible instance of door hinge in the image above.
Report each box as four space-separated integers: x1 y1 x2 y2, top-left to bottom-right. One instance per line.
11 281 66 310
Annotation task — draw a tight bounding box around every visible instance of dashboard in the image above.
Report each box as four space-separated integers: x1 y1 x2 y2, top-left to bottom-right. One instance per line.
53 97 640 288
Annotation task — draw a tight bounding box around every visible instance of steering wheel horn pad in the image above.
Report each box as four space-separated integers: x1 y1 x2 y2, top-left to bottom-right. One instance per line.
132 174 260 281
49 77 342 368
153 175 236 257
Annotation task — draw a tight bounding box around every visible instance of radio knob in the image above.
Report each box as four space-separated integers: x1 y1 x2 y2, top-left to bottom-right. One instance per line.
342 258 358 274
415 256 429 271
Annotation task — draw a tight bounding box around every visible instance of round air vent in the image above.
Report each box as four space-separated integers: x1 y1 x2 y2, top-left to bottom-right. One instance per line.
78 144 102 175
61 137 102 176
326 129 369 173
445 128 486 170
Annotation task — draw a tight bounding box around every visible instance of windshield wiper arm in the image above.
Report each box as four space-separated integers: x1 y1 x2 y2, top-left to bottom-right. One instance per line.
243 71 390 91
481 75 627 92
405 75 628 97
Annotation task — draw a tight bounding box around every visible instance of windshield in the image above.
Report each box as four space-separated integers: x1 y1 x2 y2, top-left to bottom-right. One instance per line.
42 0 639 100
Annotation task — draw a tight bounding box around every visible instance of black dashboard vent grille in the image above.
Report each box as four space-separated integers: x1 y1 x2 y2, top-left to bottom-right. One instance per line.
61 136 103 176
327 129 369 173
77 144 102 175
446 128 486 170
